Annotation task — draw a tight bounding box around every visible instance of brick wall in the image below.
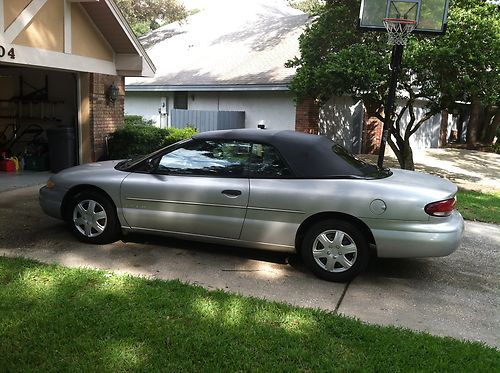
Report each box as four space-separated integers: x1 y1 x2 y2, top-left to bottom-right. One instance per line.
362 103 384 154
89 73 125 161
295 98 319 134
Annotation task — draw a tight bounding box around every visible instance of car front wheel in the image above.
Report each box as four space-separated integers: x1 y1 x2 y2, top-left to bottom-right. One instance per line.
301 220 369 282
69 191 120 244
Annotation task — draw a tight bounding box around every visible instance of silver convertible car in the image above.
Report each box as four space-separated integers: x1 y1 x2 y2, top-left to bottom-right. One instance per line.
39 129 464 282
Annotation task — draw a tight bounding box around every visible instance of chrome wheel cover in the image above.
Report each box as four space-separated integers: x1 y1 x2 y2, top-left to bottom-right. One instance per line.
73 199 107 238
312 229 358 273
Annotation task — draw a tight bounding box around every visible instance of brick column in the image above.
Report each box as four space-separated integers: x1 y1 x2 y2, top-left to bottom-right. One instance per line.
362 102 384 154
89 73 125 161
295 98 319 134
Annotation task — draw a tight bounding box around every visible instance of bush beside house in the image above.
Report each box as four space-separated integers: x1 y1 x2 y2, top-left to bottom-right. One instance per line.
108 116 196 159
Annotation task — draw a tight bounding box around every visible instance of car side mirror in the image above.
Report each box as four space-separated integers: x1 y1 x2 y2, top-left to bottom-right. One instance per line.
146 158 157 172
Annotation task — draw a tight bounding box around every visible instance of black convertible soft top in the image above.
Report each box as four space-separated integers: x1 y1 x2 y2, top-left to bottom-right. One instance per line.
194 129 380 178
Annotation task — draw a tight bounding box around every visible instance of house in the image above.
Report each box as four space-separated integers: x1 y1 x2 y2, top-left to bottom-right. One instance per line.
125 0 454 155
125 0 317 134
0 0 154 169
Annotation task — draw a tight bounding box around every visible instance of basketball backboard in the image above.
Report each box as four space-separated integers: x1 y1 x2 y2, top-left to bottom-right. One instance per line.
359 0 449 34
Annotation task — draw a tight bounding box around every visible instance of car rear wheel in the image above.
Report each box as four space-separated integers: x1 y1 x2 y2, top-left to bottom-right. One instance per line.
301 219 369 282
69 191 120 244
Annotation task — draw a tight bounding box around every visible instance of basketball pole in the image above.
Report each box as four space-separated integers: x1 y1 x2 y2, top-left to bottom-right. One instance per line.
377 44 404 169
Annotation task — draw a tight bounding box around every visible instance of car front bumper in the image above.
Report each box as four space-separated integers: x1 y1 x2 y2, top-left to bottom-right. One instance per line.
39 186 65 220
367 210 465 258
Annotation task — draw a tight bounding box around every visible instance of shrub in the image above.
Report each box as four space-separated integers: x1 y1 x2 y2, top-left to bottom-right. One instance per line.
124 115 154 126
108 124 196 159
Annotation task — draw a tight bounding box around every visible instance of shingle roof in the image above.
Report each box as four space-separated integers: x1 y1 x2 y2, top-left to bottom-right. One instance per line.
126 0 309 90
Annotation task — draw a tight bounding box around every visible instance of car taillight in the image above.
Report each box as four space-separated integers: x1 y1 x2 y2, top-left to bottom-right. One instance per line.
425 197 456 217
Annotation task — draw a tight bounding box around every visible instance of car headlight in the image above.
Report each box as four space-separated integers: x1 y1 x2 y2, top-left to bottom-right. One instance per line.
46 179 56 189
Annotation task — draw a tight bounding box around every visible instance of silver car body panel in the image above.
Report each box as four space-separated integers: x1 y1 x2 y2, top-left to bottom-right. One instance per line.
120 173 249 239
39 152 464 258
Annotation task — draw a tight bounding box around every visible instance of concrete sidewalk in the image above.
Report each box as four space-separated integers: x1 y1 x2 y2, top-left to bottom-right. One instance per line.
0 186 498 348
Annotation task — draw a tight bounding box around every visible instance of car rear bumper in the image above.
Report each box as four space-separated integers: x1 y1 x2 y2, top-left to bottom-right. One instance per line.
368 210 465 258
39 186 64 220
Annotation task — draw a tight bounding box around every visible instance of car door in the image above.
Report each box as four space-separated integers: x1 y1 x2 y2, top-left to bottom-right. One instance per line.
120 139 251 239
240 143 305 248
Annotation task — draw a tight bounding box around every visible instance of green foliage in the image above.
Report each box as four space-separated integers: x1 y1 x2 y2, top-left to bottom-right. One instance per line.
286 1 390 105
1 256 499 372
287 0 325 14
288 0 499 109
124 115 154 126
288 0 500 169
116 0 188 36
408 0 500 108
108 124 196 159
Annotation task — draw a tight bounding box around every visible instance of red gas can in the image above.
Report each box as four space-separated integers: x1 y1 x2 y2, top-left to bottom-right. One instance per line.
0 159 16 172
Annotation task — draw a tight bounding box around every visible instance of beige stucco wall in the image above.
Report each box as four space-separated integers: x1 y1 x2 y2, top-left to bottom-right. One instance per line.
13 0 64 52
71 4 114 62
4 0 31 30
79 72 92 164
4 0 113 62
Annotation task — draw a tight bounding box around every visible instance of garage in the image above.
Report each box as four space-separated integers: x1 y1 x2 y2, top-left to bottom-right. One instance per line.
0 0 154 188
0 66 77 173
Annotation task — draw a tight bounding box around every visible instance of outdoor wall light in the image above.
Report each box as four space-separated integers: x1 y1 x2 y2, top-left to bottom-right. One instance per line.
107 83 119 103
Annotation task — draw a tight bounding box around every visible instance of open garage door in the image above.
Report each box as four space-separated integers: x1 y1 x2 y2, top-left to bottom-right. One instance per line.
0 65 77 187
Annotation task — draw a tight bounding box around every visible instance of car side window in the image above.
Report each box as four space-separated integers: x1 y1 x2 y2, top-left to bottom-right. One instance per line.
249 143 292 178
156 140 251 177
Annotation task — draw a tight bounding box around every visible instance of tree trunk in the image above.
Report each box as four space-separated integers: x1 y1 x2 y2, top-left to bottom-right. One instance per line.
439 109 449 147
388 137 415 170
467 97 483 148
481 106 499 145
400 140 414 170
456 109 465 143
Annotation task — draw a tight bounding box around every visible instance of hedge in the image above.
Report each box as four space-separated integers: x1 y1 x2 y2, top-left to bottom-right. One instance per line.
108 124 197 160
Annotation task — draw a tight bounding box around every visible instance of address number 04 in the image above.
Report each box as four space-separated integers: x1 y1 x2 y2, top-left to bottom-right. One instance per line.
0 45 16 60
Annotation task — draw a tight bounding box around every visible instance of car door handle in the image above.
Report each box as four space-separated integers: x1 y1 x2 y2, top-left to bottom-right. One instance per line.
221 189 242 197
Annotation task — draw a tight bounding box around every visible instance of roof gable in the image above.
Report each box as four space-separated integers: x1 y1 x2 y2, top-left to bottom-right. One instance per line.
0 0 154 77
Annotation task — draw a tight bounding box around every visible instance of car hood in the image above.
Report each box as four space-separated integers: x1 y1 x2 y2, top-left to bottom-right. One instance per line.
56 160 121 175
52 160 128 188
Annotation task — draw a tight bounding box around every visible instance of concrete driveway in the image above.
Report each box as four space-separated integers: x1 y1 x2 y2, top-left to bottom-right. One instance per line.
1 185 498 348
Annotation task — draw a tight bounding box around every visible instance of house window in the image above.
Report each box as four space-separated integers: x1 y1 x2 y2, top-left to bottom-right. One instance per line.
174 91 188 109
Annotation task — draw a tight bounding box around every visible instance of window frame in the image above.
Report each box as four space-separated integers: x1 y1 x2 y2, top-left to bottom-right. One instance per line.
247 142 296 179
148 139 253 178
130 139 296 179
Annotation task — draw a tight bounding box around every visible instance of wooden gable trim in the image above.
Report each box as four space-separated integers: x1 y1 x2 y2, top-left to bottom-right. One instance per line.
4 0 47 43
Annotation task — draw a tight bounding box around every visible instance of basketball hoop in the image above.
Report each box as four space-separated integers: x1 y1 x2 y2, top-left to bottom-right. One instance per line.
383 18 417 45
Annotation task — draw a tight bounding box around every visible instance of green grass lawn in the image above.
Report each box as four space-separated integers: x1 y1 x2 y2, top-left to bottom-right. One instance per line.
1 257 498 372
457 189 500 224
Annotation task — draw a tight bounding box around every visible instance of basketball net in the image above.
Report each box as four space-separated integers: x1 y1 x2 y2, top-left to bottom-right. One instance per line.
383 18 417 45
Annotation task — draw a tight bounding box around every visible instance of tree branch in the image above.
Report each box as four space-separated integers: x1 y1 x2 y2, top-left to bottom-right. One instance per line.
409 111 434 136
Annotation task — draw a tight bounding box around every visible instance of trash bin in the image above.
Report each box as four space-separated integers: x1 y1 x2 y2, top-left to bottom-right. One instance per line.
47 127 76 173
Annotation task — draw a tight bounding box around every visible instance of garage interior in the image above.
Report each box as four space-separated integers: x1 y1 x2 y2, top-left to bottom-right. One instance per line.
0 64 78 187
0 0 154 191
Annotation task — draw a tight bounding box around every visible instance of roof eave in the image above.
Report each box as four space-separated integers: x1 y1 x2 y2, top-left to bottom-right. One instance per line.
125 84 291 92
102 0 156 77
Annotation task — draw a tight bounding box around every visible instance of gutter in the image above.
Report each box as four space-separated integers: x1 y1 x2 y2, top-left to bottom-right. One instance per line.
125 84 291 92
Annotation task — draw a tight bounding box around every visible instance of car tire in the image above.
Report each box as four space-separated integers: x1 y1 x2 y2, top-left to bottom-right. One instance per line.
301 219 369 282
68 190 120 244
